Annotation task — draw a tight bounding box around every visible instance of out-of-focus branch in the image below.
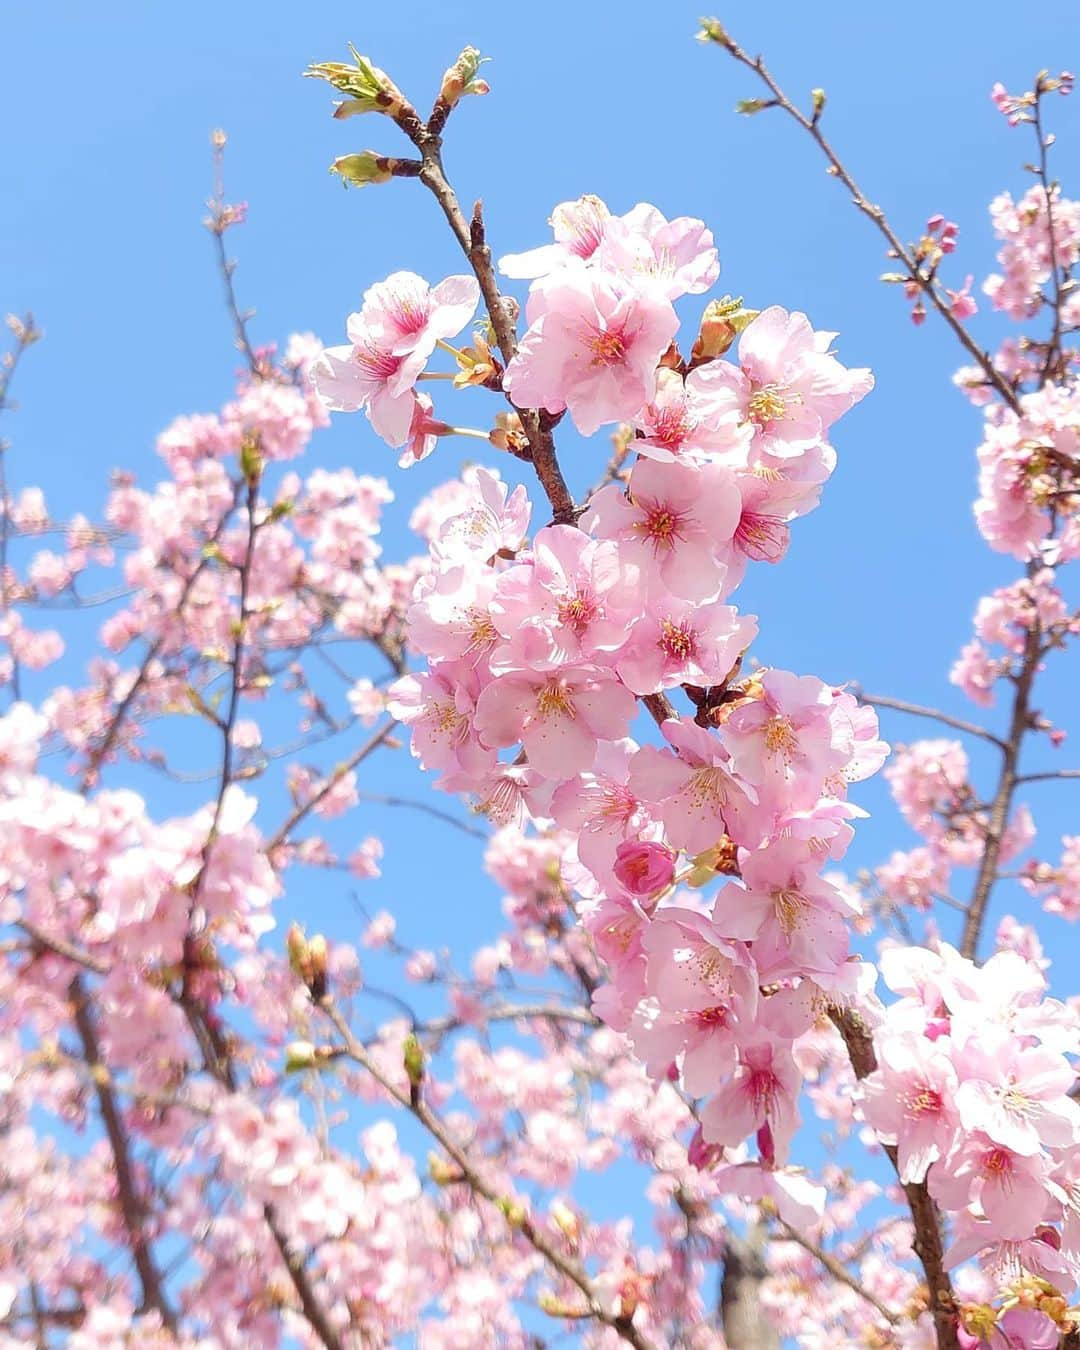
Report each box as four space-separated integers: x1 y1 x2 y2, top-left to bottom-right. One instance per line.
266 718 398 853
774 1219 899 1326
321 997 658 1350
69 977 178 1334
720 1223 779 1350
0 312 42 702
206 131 263 379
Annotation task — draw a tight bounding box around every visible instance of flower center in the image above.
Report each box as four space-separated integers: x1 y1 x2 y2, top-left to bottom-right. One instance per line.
690 946 732 996
984 1148 1012 1176
903 1085 943 1119
650 406 693 449
465 609 498 654
599 782 637 823
686 766 728 812
771 887 807 935
763 715 799 762
588 328 628 366
735 512 788 563
354 342 402 381
536 680 575 719
747 382 796 426
659 617 697 662
557 590 599 633
430 700 466 742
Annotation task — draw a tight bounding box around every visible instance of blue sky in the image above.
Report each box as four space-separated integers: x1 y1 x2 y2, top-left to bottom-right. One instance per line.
4 0 1080 1328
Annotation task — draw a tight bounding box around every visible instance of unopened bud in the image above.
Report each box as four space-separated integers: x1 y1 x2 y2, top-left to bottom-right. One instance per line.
438 47 490 109
811 87 826 121
284 1040 318 1072
696 17 729 45
329 151 393 189
538 1293 590 1319
239 431 263 486
691 296 760 362
496 1195 528 1229
403 1033 424 1094
428 1153 463 1185
306 934 329 1000
736 98 769 116
550 1200 580 1244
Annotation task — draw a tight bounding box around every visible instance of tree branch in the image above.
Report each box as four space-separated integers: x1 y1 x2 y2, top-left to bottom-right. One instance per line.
698 21 1022 415
321 997 658 1350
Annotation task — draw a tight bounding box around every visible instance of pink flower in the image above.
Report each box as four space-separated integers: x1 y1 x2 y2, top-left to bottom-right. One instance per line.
549 739 653 885
693 305 873 458
387 661 495 786
498 195 611 278
490 524 640 672
959 1308 1060 1350
357 270 480 360
710 838 853 980
953 1029 1080 1156
597 203 720 299
629 718 762 853
712 1161 826 1232
503 272 678 435
582 458 742 601
311 335 424 446
633 366 750 464
701 1038 802 1164
861 1032 960 1183
631 907 758 1092
430 467 532 564
615 594 756 696
473 667 637 779
930 1137 1052 1239
612 841 675 898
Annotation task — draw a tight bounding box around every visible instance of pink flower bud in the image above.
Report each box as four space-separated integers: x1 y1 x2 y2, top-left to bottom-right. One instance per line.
612 841 676 898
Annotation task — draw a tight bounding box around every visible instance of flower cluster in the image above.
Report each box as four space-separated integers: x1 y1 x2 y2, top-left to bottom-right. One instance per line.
315 194 892 1170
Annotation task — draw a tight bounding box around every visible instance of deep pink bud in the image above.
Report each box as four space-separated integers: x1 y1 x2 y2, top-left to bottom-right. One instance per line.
613 841 676 898
687 1126 724 1171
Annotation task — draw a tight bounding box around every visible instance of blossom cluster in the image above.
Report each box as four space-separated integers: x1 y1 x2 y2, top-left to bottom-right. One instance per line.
311 194 893 1173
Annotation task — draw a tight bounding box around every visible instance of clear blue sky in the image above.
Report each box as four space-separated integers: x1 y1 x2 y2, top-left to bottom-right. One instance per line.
4 0 1080 1318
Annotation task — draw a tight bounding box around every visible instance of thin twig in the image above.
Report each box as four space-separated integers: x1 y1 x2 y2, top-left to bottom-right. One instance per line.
700 22 1022 415
69 977 178 1333
775 1220 899 1326
321 997 658 1350
855 691 1007 751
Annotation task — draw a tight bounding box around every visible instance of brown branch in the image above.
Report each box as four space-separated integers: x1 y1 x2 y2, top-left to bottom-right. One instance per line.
1017 768 1080 783
699 23 1022 416
829 1006 957 1349
401 117 576 524
774 1220 899 1326
959 623 1041 960
266 718 398 853
720 1223 779 1350
80 496 239 789
321 997 658 1350
18 920 108 975
69 977 178 1334
0 313 42 702
206 133 263 379
854 691 1007 751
